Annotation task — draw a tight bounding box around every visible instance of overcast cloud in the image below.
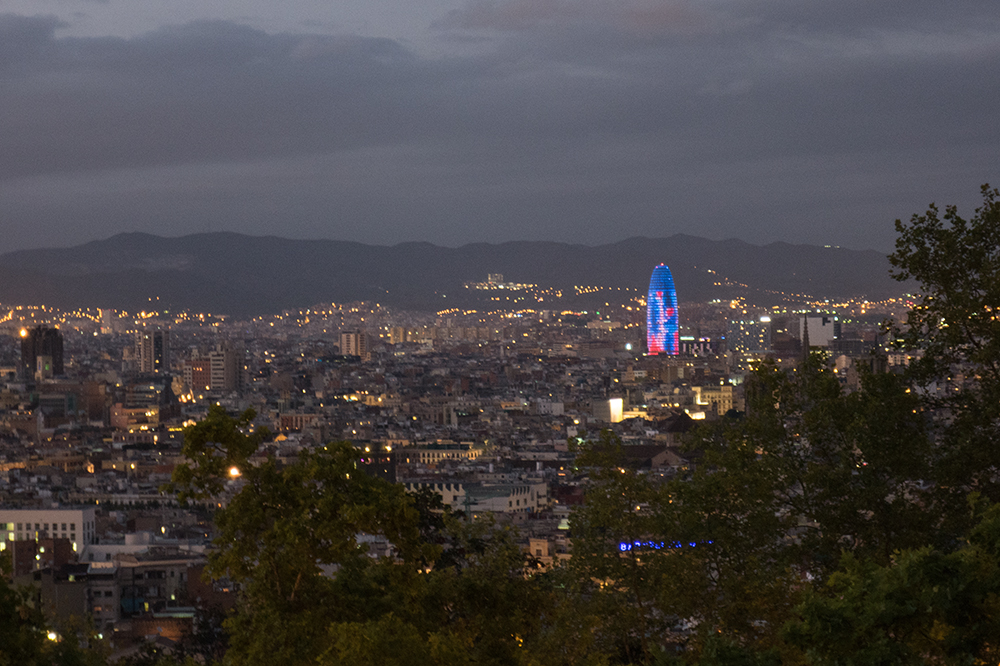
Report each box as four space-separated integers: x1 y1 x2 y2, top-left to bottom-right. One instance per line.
0 0 997 252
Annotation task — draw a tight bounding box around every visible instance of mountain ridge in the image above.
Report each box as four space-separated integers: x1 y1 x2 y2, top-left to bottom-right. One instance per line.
0 233 902 315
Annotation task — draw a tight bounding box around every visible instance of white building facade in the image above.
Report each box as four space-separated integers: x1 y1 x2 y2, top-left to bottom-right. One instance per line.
0 506 97 554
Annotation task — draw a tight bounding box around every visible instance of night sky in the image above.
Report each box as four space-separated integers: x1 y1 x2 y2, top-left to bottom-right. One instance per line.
1 0 997 253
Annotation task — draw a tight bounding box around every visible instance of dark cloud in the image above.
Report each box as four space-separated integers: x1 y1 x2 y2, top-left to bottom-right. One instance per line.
434 0 722 36
0 13 64 66
0 2 997 253
0 19 422 181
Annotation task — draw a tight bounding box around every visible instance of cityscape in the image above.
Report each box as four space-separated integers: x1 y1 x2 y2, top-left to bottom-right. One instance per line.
2 0 998 662
2 224 985 663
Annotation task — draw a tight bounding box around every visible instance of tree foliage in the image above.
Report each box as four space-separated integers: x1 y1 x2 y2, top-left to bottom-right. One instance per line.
889 183 1000 387
168 405 269 501
0 565 49 666
787 502 1000 665
0 556 107 666
570 352 942 662
888 184 1000 515
170 408 600 666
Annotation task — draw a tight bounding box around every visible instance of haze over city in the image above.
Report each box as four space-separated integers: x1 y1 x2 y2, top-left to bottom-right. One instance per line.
1 0 997 253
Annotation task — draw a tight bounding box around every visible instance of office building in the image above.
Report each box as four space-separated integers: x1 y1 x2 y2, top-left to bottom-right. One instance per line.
0 506 96 556
208 343 240 392
181 342 244 395
183 358 212 394
135 330 170 373
728 316 772 355
646 264 679 355
20 326 64 378
800 315 840 348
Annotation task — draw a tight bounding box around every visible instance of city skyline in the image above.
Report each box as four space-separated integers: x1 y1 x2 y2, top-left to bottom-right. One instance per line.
2 183 998 665
0 1 997 253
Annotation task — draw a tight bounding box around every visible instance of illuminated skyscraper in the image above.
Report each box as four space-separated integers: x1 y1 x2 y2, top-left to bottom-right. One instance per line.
646 264 679 355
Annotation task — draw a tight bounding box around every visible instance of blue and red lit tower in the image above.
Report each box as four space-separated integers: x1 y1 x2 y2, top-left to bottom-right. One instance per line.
646 264 679 355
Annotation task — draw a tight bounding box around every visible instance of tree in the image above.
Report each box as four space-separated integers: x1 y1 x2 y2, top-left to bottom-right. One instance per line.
569 430 672 664
203 445 429 665
172 408 595 666
0 563 48 666
889 183 1000 390
167 404 268 501
570 357 937 663
1 555 108 666
888 183 1000 528
786 502 1000 665
776 185 1000 664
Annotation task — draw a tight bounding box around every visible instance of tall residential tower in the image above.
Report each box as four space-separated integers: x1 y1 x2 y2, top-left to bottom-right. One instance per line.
135 330 170 373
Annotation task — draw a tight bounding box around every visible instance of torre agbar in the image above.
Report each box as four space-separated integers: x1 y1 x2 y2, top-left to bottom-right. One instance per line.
647 264 679 355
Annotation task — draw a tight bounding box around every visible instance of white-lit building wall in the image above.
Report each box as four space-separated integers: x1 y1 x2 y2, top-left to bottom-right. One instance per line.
801 316 840 347
0 507 96 554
